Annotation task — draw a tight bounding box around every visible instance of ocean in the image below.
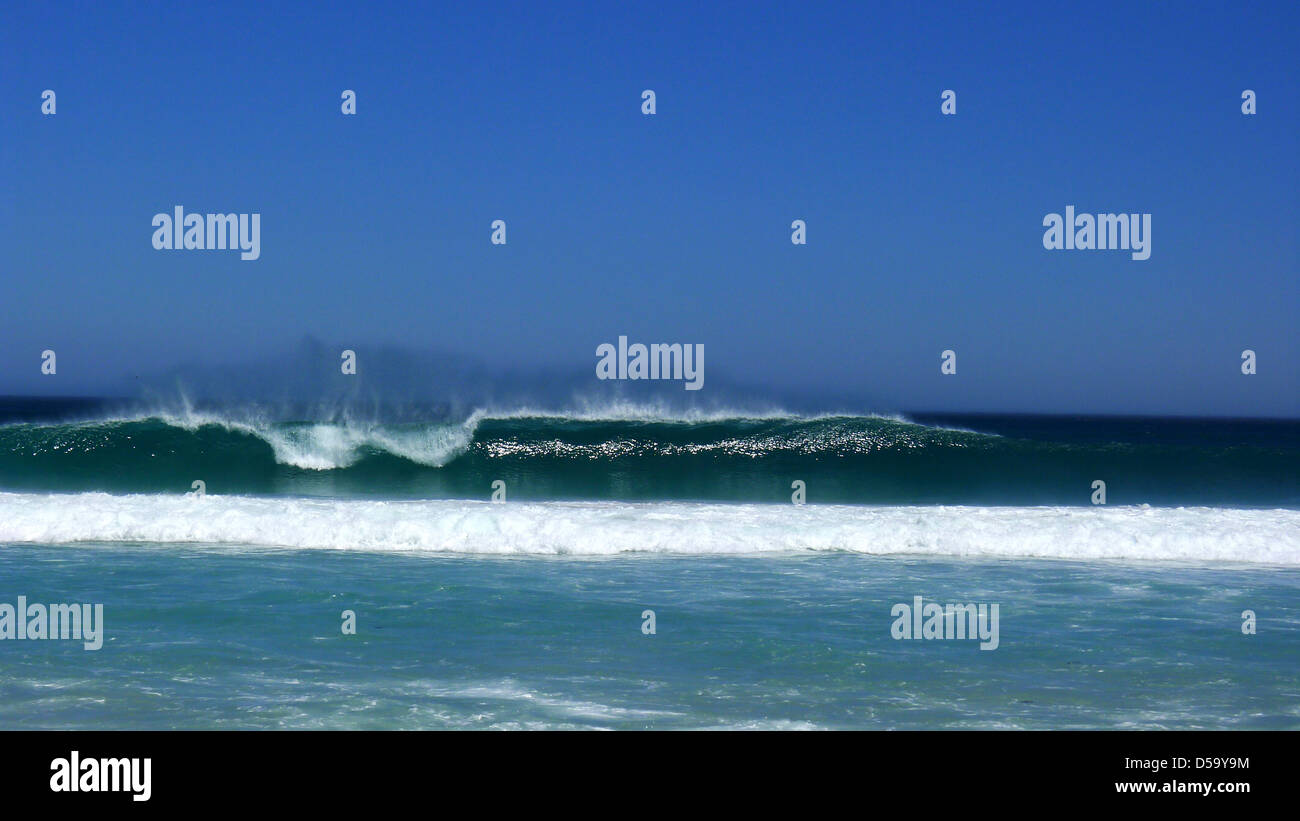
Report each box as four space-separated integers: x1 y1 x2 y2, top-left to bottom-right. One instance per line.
1 398 1297 729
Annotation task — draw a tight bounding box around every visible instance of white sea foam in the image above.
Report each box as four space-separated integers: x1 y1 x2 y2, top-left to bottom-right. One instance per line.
0 492 1296 565
473 398 845 423
156 408 478 469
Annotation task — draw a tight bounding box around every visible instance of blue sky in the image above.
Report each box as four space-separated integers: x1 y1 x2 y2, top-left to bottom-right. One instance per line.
2 0 1297 416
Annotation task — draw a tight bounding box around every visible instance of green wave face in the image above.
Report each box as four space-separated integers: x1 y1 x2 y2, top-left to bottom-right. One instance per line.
0 412 1296 506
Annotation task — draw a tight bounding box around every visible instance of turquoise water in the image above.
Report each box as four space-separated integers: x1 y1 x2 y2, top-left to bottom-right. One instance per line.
1 546 1296 730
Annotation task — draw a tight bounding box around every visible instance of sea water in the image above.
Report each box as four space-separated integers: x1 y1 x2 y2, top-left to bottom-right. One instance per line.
0 399 1296 729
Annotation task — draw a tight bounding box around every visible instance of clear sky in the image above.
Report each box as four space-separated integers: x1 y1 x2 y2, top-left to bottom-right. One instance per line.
2 0 1297 416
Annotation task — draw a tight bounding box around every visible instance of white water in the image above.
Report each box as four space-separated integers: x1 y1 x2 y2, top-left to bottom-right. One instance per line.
1 492 1296 565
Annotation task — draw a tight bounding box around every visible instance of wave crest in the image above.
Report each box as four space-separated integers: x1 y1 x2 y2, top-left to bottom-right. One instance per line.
0 404 950 471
